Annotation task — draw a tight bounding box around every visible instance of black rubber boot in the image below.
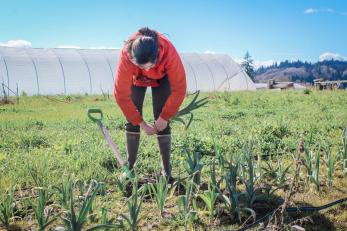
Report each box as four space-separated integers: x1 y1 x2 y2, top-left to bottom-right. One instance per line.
157 134 172 178
125 131 140 170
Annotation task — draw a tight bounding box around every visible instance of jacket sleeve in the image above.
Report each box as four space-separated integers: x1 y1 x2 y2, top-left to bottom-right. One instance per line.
159 44 187 121
114 51 143 125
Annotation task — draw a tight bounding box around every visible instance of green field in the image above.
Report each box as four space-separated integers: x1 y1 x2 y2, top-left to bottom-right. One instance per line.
1 90 347 230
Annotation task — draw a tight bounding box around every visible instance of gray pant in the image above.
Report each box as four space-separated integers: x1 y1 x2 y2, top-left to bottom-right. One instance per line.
125 75 171 135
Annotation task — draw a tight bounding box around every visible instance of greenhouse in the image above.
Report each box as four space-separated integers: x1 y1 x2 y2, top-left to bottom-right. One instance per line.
0 47 255 96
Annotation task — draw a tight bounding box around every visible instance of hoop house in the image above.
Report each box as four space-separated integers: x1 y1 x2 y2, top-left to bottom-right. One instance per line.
0 47 255 96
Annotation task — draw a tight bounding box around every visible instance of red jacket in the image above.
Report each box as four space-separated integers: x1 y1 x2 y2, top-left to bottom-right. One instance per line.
114 32 187 125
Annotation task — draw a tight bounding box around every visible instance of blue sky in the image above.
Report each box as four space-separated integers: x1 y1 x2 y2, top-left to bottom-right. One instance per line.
0 0 346 66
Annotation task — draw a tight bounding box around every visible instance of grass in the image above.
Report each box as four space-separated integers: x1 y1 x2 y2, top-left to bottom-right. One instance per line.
0 90 347 230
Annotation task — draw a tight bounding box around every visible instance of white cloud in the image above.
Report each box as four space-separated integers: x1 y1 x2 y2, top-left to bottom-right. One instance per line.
235 59 278 69
204 50 216 54
0 41 123 50
89 46 119 49
304 8 339 15
304 8 318 14
0 39 32 48
253 60 278 69
57 45 81 49
57 45 120 49
322 8 335 13
319 52 346 61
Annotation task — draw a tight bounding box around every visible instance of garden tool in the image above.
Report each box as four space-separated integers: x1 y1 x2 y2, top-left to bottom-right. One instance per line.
87 108 133 179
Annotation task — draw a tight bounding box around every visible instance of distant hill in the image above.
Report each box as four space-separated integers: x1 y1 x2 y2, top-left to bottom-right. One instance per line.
254 60 347 83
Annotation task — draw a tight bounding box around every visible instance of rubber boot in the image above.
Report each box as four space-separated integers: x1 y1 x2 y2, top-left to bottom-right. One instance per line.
157 134 172 179
125 131 140 170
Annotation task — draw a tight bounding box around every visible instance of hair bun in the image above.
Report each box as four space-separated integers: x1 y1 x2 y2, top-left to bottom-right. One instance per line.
127 27 159 65
138 27 158 40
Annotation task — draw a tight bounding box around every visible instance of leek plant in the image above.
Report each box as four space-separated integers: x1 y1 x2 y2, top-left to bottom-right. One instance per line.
53 176 72 208
241 149 261 208
150 176 169 217
212 140 225 175
275 154 292 187
178 180 197 228
209 159 219 189
75 180 99 223
75 180 89 197
115 176 132 197
99 207 124 231
221 162 243 222
262 160 291 187
28 187 60 231
0 187 15 228
303 148 314 184
172 91 208 130
60 181 113 231
183 150 203 186
326 148 335 187
274 153 292 187
224 162 238 196
256 151 262 179
100 207 110 231
199 181 219 221
302 134 314 184
262 161 277 180
221 193 255 224
312 151 321 191
120 181 146 231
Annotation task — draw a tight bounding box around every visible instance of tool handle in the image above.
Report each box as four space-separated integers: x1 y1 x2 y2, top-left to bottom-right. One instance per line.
88 108 103 124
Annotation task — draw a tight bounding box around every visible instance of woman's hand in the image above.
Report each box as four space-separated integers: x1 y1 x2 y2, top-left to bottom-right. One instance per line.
154 117 168 132
139 121 157 135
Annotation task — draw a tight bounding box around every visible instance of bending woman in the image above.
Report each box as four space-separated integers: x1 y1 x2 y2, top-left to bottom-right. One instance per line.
114 27 187 178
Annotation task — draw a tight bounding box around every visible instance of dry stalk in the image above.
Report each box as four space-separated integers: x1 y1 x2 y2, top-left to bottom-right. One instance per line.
265 138 305 230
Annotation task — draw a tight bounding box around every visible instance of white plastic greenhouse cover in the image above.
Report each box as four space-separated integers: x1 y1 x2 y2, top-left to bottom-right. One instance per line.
0 47 255 96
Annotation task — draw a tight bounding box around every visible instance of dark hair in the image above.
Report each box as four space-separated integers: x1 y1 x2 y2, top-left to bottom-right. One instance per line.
127 27 158 65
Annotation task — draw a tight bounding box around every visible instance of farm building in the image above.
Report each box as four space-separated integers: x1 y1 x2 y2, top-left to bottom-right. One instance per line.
313 78 347 90
254 79 306 90
0 47 255 96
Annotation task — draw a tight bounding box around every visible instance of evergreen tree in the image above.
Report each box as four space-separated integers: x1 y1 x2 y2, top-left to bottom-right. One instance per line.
241 51 255 82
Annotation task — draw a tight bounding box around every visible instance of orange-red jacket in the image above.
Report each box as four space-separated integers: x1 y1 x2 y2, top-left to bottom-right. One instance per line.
114 32 187 125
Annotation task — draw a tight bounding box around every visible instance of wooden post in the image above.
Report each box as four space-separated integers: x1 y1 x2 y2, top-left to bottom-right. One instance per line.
16 83 19 104
2 83 8 104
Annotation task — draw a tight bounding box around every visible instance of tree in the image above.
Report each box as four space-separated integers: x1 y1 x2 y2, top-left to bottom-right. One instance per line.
241 51 255 82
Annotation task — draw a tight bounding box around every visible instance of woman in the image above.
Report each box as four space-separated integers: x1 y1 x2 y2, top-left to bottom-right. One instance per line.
114 27 187 179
